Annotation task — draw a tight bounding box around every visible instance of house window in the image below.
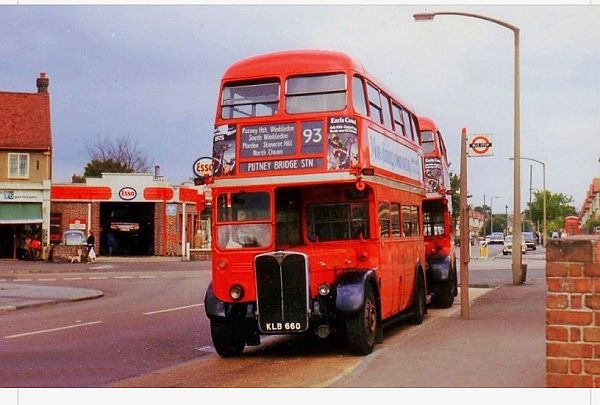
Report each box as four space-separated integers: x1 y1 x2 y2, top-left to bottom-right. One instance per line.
8 153 29 178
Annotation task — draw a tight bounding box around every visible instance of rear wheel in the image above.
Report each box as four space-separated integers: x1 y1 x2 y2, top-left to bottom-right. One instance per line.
433 269 456 309
210 319 246 357
409 271 426 325
346 283 378 355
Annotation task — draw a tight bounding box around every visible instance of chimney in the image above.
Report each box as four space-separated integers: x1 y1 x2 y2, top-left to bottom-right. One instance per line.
36 72 49 94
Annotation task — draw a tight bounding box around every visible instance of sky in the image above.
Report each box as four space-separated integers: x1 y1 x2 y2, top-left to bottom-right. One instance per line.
1 2 599 215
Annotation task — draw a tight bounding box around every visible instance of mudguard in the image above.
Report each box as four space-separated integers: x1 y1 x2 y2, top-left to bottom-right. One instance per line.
428 255 452 283
335 270 377 314
204 283 227 319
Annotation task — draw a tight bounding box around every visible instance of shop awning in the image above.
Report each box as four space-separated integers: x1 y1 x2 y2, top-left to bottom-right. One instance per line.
0 202 43 224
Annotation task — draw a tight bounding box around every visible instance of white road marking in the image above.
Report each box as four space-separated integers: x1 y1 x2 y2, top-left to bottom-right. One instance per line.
143 303 204 316
89 277 108 280
64 277 82 281
38 278 57 281
4 321 103 339
13 279 32 282
114 276 133 279
88 265 114 270
139 275 157 279
0 279 7 282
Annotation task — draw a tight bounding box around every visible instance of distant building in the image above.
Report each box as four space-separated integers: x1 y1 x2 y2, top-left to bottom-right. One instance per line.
0 73 52 259
469 209 486 237
578 178 600 233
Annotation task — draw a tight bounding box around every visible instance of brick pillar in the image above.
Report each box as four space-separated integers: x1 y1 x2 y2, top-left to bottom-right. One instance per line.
546 235 600 387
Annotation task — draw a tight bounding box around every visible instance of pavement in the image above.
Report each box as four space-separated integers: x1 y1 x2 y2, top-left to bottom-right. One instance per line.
0 282 103 311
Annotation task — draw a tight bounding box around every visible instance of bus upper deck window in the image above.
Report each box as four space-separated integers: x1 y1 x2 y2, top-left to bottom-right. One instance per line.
421 131 435 154
221 81 280 119
285 73 346 114
352 76 368 116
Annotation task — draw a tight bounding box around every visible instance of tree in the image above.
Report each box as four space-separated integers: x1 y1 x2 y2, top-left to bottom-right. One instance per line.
525 190 576 235
80 136 151 178
450 172 460 228
83 159 134 178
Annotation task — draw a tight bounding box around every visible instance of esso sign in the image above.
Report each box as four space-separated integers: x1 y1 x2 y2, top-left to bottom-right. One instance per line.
193 157 214 177
119 187 137 201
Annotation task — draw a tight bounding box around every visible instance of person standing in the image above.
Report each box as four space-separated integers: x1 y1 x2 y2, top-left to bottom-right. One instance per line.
106 232 116 256
87 231 95 254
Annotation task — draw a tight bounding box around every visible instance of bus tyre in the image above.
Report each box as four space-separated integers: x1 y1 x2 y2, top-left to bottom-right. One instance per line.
409 272 426 325
433 269 456 309
433 281 455 308
346 283 378 355
210 319 246 358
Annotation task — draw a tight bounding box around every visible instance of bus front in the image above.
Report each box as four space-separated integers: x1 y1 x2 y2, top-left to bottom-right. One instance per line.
204 50 425 357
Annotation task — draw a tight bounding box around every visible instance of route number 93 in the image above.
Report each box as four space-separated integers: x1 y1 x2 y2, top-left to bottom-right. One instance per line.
302 128 322 144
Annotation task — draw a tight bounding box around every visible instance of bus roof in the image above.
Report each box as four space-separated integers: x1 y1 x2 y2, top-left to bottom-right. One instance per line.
220 49 416 114
222 49 366 80
417 116 438 132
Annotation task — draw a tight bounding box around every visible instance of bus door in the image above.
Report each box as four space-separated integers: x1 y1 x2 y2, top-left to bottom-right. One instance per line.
401 205 420 310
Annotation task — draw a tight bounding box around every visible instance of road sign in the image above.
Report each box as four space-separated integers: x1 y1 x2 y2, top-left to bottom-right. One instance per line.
468 134 494 157
193 157 214 178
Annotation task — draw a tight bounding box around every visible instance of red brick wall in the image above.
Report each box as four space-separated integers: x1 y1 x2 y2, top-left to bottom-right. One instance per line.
546 235 600 387
51 202 100 252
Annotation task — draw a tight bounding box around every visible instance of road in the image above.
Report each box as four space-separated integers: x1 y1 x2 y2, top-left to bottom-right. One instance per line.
0 262 212 387
0 246 546 388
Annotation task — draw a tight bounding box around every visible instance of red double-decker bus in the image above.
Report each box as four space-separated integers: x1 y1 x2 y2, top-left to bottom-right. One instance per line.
204 50 427 356
419 116 457 308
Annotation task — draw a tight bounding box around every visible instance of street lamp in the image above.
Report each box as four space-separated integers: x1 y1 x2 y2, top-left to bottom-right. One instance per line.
510 156 546 247
414 11 522 285
490 195 500 234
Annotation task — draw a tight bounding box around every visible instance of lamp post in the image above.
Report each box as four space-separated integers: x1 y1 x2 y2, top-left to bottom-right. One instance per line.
490 195 500 234
414 11 522 285
511 156 546 247
505 205 509 234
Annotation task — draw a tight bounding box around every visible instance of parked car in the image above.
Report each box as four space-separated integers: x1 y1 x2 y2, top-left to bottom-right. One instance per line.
485 232 505 245
502 235 526 255
62 230 86 246
522 231 537 250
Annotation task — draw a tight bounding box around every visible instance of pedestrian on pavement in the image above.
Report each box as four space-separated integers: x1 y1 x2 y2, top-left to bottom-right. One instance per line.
86 231 95 254
106 231 116 256
30 236 42 261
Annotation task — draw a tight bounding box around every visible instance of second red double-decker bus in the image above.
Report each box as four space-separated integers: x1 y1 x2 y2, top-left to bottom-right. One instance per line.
419 116 457 308
204 50 427 356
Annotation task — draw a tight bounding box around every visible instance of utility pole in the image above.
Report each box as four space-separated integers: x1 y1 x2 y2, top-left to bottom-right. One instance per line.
459 128 470 320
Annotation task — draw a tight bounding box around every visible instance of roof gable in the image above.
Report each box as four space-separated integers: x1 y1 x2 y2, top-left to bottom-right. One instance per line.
0 91 52 151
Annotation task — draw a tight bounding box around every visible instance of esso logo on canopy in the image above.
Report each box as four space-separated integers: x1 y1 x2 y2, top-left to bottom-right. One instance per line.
193 157 214 177
119 187 137 201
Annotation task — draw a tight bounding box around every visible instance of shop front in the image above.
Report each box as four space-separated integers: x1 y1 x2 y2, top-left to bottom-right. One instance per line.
51 173 207 258
0 183 50 259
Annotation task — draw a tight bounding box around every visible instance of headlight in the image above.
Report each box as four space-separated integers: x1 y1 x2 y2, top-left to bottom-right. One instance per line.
318 283 330 296
230 284 243 300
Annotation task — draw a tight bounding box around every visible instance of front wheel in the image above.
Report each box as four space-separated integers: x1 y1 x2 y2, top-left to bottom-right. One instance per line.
409 272 427 325
346 283 378 355
210 319 246 357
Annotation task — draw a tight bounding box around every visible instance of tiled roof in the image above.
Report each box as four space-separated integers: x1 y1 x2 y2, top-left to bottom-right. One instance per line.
0 91 52 151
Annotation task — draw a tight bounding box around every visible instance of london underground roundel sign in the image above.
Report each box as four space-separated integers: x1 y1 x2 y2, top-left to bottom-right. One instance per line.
468 134 494 157
193 157 214 177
